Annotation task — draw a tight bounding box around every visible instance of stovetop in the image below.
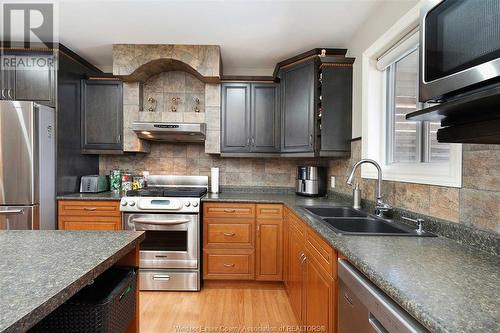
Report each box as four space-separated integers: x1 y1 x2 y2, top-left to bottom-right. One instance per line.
125 186 208 198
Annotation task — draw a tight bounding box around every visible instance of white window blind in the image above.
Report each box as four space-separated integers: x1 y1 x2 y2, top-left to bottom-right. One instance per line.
376 28 419 71
379 28 450 165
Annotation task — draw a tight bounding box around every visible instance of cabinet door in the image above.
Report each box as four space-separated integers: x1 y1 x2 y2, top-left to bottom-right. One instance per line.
256 218 283 280
304 255 335 333
14 54 55 104
280 60 315 152
251 83 280 152
0 54 16 100
221 83 251 152
81 80 123 151
320 66 352 154
283 210 290 289
287 224 306 322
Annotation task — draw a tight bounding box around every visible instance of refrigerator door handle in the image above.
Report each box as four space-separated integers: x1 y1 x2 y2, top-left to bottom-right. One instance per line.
0 209 24 215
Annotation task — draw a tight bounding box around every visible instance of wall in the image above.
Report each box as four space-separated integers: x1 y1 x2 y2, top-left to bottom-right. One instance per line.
328 140 500 235
346 0 417 138
100 144 319 187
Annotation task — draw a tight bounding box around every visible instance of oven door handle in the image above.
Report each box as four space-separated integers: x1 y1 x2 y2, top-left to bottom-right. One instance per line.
131 218 191 226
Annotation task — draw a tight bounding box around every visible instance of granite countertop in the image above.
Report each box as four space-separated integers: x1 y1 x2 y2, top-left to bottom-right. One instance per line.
57 191 122 201
0 231 144 333
203 192 500 333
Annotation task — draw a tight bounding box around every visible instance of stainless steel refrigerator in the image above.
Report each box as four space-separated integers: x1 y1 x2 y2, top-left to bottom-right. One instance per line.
0 101 55 230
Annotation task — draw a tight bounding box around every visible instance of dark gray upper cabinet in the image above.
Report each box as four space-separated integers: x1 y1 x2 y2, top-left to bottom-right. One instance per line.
221 83 251 152
0 65 15 100
81 79 123 152
0 53 55 105
280 60 315 153
320 65 353 155
221 82 280 153
251 83 280 152
15 54 55 104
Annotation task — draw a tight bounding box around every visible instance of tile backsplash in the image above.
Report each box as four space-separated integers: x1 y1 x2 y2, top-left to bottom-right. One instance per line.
100 143 320 187
140 71 206 122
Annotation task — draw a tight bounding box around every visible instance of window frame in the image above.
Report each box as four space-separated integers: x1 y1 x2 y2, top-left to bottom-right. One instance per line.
360 2 462 188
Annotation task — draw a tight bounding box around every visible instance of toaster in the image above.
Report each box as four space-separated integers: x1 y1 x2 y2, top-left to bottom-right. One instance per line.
80 175 109 193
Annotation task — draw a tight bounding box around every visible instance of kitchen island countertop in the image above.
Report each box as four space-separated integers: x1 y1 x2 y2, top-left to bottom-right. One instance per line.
0 231 144 333
203 191 500 333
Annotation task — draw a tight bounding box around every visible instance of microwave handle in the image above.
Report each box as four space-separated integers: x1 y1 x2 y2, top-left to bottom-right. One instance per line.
131 218 191 226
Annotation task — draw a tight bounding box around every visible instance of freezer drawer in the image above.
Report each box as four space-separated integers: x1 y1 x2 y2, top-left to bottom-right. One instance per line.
0 205 37 230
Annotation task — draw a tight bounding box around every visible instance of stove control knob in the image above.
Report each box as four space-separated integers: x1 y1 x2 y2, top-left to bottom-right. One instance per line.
121 201 127 206
192 202 199 207
128 201 136 207
185 201 191 207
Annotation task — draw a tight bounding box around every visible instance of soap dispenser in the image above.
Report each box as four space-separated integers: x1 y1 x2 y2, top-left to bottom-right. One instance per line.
353 183 361 209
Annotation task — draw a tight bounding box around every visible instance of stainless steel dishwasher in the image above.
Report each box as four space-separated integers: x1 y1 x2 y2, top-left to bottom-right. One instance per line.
338 260 430 333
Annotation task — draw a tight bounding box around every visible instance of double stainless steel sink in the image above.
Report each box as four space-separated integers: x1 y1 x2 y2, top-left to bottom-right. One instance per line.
302 207 436 237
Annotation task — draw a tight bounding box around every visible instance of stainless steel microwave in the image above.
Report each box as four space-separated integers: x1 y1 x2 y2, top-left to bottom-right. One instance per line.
419 0 500 102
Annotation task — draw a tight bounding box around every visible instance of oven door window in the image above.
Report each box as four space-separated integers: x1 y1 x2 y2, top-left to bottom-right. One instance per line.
141 230 188 252
424 0 500 82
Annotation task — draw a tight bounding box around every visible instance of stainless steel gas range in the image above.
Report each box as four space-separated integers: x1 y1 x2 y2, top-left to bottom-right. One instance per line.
120 175 208 291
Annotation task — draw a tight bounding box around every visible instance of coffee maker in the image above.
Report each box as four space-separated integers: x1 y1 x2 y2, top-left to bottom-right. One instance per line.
296 166 326 197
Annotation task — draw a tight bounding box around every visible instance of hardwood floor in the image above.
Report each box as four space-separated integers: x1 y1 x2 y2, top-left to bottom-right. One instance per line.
140 281 298 333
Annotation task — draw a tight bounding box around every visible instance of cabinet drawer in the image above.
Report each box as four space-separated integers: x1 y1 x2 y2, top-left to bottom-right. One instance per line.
256 204 283 219
203 203 255 218
287 209 306 236
205 221 253 248
58 216 121 231
58 200 121 217
203 249 254 280
306 228 337 278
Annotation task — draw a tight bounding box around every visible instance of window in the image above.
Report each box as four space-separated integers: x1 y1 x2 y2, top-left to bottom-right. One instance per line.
361 3 462 187
384 47 450 165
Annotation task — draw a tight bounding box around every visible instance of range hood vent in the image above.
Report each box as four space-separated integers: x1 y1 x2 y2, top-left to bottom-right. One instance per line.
132 122 206 142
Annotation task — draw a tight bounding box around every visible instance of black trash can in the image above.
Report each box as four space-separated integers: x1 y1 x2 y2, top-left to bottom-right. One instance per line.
29 267 137 333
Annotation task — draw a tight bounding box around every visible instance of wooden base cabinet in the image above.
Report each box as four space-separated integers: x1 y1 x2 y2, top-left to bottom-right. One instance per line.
286 218 306 322
58 200 121 230
284 207 338 333
203 203 283 281
304 252 336 333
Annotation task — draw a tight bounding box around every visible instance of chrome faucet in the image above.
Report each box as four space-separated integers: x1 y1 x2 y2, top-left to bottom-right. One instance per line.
346 159 392 218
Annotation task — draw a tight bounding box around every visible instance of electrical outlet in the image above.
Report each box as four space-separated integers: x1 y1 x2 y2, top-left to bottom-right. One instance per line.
330 176 336 188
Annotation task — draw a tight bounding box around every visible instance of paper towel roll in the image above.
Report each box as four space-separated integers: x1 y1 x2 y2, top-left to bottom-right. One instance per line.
211 167 219 194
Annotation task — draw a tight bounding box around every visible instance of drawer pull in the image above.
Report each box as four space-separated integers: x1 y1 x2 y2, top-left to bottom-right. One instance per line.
223 263 235 267
153 275 171 281
83 207 97 211
223 232 236 236
223 209 236 213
